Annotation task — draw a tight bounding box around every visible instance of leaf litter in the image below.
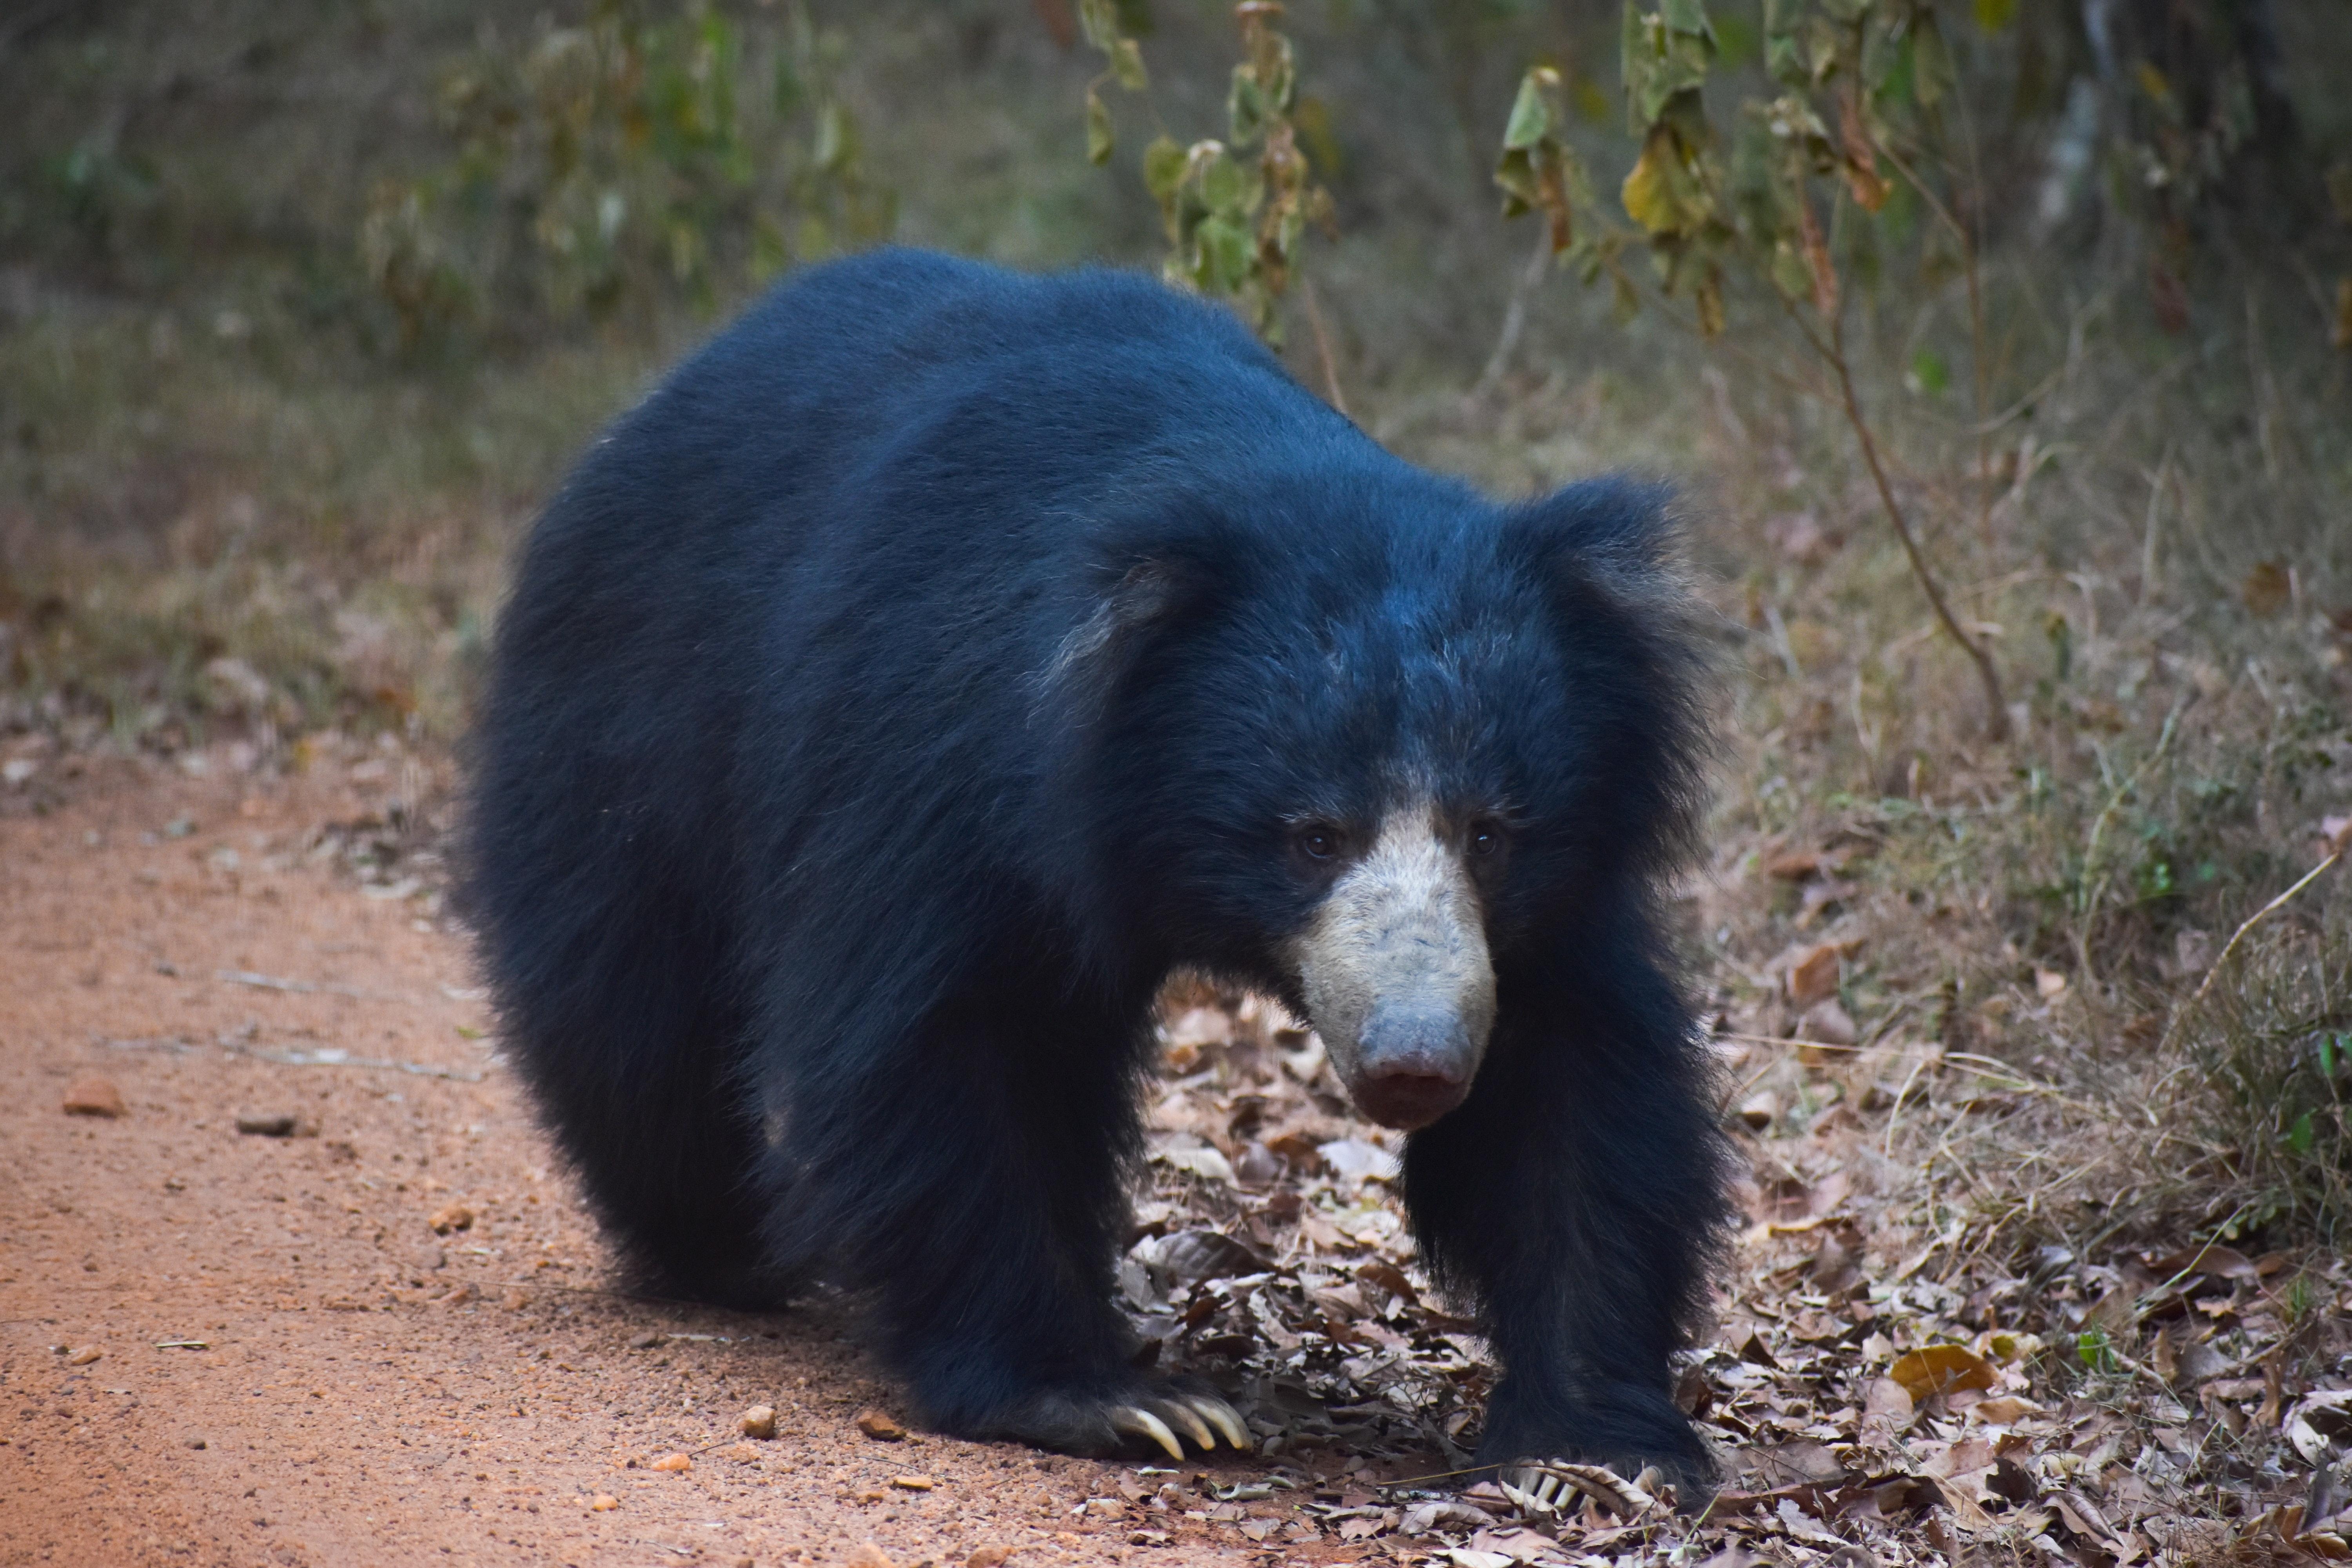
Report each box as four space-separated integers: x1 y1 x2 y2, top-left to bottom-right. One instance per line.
1120 981 2352 1565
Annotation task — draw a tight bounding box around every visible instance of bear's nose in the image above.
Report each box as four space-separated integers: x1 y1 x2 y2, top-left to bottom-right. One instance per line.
1353 1007 1475 1129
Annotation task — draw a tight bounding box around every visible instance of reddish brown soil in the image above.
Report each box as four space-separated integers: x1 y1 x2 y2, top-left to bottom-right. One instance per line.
0 759 1285 1568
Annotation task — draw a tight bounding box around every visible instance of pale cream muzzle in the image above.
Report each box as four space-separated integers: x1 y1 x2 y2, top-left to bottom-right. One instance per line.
1292 806 1497 1131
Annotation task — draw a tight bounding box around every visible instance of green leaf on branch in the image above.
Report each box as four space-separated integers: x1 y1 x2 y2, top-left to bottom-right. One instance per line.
1199 144 1254 216
1077 0 1119 51
1503 67 1557 150
1110 37 1148 92
1907 347 1950 396
1194 214 1252 292
1086 85 1114 165
1142 134 1186 203
1623 1 1715 134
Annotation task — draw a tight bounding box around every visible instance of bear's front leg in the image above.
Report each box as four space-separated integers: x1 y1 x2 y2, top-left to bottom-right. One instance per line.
1401 968 1729 1498
791 995 1246 1460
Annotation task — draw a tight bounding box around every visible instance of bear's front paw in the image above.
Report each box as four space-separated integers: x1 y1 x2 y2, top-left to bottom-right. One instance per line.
1498 1459 1667 1517
962 1379 1250 1460
1476 1380 1716 1505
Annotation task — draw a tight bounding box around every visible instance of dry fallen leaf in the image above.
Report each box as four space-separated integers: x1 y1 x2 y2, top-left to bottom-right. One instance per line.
2243 560 2293 617
1788 944 1842 1006
1887 1343 1998 1402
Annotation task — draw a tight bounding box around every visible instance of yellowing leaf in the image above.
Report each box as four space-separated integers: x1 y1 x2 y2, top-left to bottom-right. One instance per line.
1694 269 1725 337
1887 1343 1997 1403
1621 127 1708 235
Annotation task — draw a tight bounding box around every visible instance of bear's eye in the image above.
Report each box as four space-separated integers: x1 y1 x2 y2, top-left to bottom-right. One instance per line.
1295 825 1341 861
1468 822 1503 857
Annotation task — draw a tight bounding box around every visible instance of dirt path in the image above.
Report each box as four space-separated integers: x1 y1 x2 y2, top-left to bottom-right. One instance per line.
0 758 1272 1568
13 751 2344 1568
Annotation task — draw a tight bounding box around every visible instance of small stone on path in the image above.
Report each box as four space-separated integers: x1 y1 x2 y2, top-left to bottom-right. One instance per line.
236 1114 296 1137
854 1407 906 1441
64 1346 102 1366
739 1404 777 1439
426 1201 474 1234
63 1077 127 1118
649 1452 691 1472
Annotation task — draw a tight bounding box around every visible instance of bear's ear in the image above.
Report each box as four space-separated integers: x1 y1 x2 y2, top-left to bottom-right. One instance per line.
1500 474 1678 586
1036 550 1223 730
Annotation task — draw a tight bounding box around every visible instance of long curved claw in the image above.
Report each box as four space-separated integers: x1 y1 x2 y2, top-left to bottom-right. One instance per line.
1159 1401 1215 1451
1188 1396 1249 1451
1113 1405 1186 1462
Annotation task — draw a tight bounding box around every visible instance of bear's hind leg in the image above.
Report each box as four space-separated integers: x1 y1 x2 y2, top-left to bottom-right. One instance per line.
491 890 789 1310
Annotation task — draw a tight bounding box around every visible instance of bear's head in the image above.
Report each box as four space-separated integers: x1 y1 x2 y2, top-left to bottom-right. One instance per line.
1054 471 1705 1132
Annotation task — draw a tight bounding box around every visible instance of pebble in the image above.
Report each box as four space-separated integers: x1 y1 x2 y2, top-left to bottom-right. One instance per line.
62 1078 127 1118
628 1331 664 1350
739 1405 777 1440
427 1202 475 1234
854 1407 906 1441
650 1452 692 1472
965 1548 1012 1568
847 1544 896 1568
236 1114 297 1138
185 1436 207 1450
64 1346 102 1367
890 1474 934 1491
588 1494 619 1511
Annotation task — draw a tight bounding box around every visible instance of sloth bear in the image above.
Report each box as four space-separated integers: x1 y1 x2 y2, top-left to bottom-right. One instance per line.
466 247 1727 1485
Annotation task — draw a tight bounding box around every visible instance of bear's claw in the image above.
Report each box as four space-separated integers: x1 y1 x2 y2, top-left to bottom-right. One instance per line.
1110 1393 1250 1459
1500 1459 1665 1515
1192 1396 1250 1450
1114 1406 1185 1461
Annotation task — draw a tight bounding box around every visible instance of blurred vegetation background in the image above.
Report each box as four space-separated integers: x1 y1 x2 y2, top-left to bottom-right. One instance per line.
2 0 2349 1263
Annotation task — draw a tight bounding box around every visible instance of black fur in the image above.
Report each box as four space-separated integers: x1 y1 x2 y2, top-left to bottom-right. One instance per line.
465 248 1729 1478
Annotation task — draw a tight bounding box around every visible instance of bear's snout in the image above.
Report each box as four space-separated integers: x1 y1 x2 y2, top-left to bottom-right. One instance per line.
1294 801 1497 1131
1352 1000 1479 1128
